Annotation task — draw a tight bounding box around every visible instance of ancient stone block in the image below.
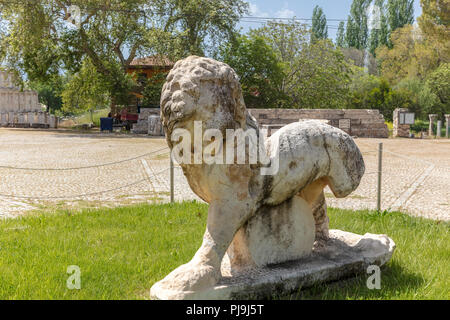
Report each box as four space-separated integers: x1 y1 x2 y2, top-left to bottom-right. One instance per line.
49 115 56 128
18 112 26 124
36 112 49 128
148 115 163 136
28 112 35 126
8 112 15 125
248 108 389 138
0 113 8 126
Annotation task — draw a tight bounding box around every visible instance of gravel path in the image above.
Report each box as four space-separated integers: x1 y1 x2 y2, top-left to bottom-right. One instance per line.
0 128 448 221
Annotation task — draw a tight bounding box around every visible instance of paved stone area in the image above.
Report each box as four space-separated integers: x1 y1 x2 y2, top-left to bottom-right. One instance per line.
0 128 449 221
325 138 450 221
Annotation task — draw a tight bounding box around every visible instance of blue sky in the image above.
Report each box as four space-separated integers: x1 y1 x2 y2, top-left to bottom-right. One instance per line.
240 0 423 40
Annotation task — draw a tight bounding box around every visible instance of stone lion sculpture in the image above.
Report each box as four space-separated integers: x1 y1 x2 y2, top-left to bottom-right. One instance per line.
151 56 365 299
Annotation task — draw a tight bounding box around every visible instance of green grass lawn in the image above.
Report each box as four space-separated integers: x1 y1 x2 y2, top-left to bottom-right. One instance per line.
0 202 448 300
72 108 110 127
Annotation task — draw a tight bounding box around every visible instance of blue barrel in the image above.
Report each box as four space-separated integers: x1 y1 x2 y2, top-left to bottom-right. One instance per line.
100 117 113 132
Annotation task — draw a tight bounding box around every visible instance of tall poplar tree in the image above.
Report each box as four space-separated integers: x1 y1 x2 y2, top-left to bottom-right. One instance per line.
336 21 346 47
368 0 389 55
387 0 415 31
345 0 370 50
311 5 328 42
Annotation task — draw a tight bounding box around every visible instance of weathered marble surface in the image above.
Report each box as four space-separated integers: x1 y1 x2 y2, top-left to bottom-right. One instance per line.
151 56 392 300
151 230 396 300
228 196 316 271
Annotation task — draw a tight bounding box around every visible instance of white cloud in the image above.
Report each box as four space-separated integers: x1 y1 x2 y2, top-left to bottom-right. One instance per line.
247 2 295 21
248 2 269 17
275 8 295 19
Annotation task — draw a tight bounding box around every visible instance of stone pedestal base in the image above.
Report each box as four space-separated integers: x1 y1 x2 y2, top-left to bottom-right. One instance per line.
150 230 395 300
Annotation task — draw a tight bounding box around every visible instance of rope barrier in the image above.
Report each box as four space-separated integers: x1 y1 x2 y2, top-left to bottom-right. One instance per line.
0 179 148 200
0 145 447 201
0 147 170 171
0 165 173 200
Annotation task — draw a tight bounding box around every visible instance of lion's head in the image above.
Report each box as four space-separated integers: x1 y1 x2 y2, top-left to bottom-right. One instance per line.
160 56 257 147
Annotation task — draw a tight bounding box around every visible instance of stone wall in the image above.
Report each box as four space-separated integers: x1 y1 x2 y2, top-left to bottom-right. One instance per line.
129 108 389 138
248 109 389 138
0 111 58 128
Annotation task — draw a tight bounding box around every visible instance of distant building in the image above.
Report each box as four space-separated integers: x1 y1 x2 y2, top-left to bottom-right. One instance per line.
125 55 173 113
0 71 41 113
0 71 57 128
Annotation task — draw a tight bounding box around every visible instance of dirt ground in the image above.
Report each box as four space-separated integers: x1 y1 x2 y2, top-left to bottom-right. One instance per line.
0 128 449 221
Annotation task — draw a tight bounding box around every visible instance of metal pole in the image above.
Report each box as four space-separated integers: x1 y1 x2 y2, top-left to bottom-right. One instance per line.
170 153 174 203
377 143 383 212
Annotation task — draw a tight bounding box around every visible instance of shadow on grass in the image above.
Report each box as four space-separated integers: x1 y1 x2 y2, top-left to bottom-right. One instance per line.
285 260 425 300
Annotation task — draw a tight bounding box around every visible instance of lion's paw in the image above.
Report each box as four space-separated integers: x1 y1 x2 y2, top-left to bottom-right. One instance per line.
156 261 220 292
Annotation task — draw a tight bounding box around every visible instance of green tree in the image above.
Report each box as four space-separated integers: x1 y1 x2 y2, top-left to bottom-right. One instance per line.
29 75 66 114
345 0 369 50
61 58 111 118
341 47 378 75
368 0 389 55
426 63 450 117
347 66 394 119
395 77 439 119
0 0 162 109
418 0 450 63
141 72 169 108
384 88 414 116
0 1 162 106
311 6 328 42
156 0 248 56
336 21 346 47
252 21 352 109
387 0 415 32
376 25 442 84
0 0 248 112
220 35 286 108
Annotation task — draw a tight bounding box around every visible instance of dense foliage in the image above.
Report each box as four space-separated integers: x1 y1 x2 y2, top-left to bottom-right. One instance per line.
141 71 169 108
0 0 448 121
220 34 286 109
0 0 248 113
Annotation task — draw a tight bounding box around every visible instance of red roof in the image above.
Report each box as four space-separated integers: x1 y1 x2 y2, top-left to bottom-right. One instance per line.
129 55 173 68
